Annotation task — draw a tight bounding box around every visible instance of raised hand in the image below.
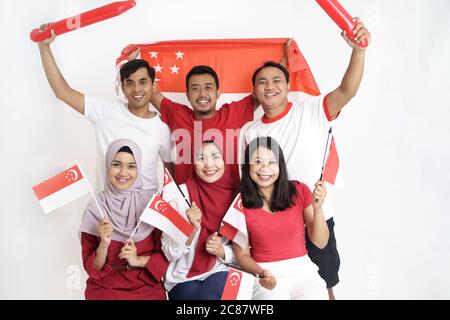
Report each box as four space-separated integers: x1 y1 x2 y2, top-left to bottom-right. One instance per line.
205 232 225 258
37 25 56 46
342 18 371 50
98 217 113 247
259 269 277 290
313 180 327 210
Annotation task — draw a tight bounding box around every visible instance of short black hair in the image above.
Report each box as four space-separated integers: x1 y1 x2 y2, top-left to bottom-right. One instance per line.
186 65 219 90
251 61 290 86
120 59 155 84
241 137 297 212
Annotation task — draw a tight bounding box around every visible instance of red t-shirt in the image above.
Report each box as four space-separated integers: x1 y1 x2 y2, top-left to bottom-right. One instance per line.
160 95 254 184
245 182 313 263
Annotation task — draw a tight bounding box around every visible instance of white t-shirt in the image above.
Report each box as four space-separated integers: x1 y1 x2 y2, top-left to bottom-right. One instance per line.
85 96 173 191
161 184 235 292
242 94 337 220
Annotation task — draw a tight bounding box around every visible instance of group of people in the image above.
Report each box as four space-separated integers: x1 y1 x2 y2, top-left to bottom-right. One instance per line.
37 18 370 300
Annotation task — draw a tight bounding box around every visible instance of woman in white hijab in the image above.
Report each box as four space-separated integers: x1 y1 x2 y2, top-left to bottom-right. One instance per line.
79 139 168 300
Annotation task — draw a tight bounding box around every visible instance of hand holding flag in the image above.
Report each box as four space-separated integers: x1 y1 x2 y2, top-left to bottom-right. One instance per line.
186 202 202 230
312 181 327 210
259 269 277 291
98 217 113 246
205 232 224 258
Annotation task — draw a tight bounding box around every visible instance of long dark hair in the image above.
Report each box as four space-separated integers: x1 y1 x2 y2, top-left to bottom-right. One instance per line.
241 137 297 212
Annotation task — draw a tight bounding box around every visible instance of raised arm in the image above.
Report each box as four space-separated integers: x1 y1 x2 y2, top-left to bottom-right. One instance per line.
37 28 85 114
150 83 166 112
326 19 371 119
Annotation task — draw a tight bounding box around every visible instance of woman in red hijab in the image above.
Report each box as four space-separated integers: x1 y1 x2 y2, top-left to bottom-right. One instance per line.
79 139 168 300
162 141 239 300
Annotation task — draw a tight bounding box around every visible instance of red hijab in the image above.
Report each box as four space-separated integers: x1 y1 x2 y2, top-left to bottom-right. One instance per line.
185 143 239 278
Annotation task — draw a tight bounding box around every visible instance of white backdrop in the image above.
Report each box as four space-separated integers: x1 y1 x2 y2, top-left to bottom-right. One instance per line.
1 0 449 299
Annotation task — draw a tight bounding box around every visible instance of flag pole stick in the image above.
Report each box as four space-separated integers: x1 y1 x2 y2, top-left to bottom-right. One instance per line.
165 168 191 207
130 193 158 240
319 128 333 180
75 160 105 219
316 128 333 202
129 219 142 241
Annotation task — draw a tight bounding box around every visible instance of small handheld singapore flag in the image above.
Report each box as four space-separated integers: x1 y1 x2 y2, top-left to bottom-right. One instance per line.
323 136 344 188
161 168 189 206
219 194 248 249
140 194 194 245
221 267 255 300
32 164 90 214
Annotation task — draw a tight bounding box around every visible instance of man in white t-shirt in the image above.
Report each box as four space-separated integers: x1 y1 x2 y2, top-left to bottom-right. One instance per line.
37 29 172 192
242 20 371 299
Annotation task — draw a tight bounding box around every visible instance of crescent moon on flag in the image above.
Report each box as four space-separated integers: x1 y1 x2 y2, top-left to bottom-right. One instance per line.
155 200 166 212
229 271 241 281
237 199 243 211
68 169 78 181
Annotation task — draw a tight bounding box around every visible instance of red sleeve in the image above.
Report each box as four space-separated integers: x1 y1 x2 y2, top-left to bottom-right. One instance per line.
144 230 169 281
160 98 192 126
81 233 113 280
224 95 255 124
295 182 313 209
323 94 340 122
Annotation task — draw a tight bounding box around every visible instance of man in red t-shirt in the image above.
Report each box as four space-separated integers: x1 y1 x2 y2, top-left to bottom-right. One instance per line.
150 66 259 184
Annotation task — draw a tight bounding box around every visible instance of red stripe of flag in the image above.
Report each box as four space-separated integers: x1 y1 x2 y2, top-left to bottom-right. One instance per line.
32 165 83 200
149 195 193 237
323 137 339 185
219 222 238 241
221 268 243 300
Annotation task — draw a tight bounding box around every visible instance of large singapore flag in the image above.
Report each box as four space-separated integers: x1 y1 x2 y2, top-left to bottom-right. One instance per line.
140 194 194 245
32 164 90 214
116 38 321 102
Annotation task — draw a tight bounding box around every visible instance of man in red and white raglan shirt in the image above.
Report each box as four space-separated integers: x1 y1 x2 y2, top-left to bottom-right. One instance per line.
242 20 371 300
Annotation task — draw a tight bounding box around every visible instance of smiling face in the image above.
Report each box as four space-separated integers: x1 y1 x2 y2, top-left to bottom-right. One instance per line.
122 67 153 110
249 146 280 191
107 152 138 190
187 74 220 118
194 142 225 184
253 66 290 113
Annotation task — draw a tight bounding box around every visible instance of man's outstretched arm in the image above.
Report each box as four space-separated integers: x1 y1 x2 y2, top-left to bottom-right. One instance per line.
38 28 85 114
326 19 371 119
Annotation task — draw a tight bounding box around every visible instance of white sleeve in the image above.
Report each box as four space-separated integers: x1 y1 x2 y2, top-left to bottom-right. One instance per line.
84 96 116 124
219 241 236 264
304 94 329 126
158 121 174 163
161 232 191 262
